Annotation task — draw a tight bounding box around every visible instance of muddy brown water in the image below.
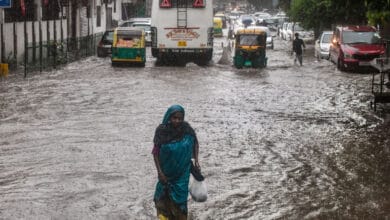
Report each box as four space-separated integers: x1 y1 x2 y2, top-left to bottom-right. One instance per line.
0 36 389 219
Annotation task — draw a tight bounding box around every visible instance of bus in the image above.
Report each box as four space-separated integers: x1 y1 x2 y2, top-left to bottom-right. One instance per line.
151 0 214 66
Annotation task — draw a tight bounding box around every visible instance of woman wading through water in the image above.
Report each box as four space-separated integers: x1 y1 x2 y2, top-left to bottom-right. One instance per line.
152 105 200 219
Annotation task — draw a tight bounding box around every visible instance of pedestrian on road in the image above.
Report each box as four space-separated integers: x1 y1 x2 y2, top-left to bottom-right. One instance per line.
152 105 200 220
292 32 306 66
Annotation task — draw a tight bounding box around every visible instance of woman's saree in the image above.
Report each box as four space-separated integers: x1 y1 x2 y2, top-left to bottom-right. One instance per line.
154 134 194 213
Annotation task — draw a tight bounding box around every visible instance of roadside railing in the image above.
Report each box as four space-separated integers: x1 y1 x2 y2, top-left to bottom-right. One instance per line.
24 34 102 74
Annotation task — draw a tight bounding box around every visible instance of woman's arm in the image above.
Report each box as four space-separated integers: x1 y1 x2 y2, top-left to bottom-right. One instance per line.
153 153 168 184
193 142 200 170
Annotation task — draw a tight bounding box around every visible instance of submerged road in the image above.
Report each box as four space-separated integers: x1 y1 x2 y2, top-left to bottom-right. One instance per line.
0 35 389 219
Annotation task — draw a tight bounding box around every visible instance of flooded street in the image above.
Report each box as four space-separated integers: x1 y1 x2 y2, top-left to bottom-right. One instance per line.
1 35 389 219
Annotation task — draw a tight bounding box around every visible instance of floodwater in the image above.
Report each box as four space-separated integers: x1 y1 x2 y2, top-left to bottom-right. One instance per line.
0 34 389 220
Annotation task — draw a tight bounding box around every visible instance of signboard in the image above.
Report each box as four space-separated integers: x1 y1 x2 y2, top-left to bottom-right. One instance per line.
166 29 200 41
0 0 11 8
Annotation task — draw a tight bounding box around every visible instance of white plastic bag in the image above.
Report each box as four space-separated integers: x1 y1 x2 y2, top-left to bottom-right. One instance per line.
189 179 208 202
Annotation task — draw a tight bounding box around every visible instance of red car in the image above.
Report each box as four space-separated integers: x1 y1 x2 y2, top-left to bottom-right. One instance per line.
329 25 385 71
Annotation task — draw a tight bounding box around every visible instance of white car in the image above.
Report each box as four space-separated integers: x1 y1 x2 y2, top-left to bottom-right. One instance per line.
314 31 332 59
279 22 289 39
257 26 274 49
130 22 152 46
293 23 314 42
253 11 271 20
285 22 294 40
119 17 151 27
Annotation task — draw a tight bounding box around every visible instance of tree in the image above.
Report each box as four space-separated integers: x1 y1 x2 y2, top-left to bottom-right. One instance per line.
278 0 291 12
288 0 367 37
365 0 390 25
247 0 274 10
365 0 390 38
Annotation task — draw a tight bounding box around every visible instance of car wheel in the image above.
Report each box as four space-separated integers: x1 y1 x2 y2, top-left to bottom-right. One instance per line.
97 50 105 57
337 59 345 71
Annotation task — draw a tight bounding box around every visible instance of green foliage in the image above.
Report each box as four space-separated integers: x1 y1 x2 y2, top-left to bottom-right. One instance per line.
365 0 390 25
260 0 390 36
367 11 390 25
278 0 291 12
289 0 334 37
288 0 368 35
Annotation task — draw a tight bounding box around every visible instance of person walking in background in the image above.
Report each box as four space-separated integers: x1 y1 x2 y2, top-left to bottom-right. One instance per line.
152 105 200 220
292 32 306 66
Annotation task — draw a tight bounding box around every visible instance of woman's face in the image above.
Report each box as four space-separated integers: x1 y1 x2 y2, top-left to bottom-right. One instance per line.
170 112 184 128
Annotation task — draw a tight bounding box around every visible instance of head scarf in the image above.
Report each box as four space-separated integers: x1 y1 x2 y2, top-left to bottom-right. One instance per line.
154 105 197 146
162 105 185 124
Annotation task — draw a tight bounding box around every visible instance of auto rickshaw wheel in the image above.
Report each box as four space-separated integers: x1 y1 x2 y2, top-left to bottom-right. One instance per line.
252 59 260 68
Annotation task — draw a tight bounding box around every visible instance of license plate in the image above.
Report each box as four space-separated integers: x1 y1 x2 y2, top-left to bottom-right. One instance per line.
359 61 371 66
178 41 187 47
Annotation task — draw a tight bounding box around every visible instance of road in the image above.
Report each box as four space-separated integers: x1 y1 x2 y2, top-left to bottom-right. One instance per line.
0 34 389 219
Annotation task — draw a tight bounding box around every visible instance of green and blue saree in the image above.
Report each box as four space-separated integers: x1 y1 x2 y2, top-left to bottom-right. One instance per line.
153 105 198 217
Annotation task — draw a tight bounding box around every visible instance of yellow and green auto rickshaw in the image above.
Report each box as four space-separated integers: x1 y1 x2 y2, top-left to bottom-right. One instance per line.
213 17 223 37
111 27 146 66
233 27 268 68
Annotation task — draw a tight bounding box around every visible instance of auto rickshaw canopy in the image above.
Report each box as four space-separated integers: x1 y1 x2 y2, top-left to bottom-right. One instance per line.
235 27 267 48
213 17 223 29
113 27 145 48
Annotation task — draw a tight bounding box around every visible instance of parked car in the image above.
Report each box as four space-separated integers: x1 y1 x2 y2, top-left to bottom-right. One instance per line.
285 22 294 40
329 25 385 71
119 17 151 27
253 11 271 20
293 23 314 42
238 15 256 28
315 31 333 59
97 29 114 57
130 22 151 46
257 26 274 49
279 22 289 39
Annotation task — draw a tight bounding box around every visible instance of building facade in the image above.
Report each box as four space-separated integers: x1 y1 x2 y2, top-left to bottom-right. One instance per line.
0 0 134 69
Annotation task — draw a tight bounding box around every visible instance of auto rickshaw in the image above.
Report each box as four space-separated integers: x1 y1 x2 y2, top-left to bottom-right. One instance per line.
213 17 223 37
233 27 267 68
111 27 146 66
214 12 227 28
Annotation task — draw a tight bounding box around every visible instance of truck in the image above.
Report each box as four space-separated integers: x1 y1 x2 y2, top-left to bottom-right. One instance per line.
151 0 214 66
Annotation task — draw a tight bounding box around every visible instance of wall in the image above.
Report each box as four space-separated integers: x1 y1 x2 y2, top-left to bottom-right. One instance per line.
0 0 123 64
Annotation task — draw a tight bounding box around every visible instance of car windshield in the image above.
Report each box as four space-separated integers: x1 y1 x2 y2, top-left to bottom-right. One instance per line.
322 33 332 43
342 31 381 44
133 24 151 31
120 22 133 27
239 35 261 46
103 31 114 42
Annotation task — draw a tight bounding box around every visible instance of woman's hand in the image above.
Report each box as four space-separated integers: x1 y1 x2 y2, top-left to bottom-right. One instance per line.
194 160 201 171
158 172 168 184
